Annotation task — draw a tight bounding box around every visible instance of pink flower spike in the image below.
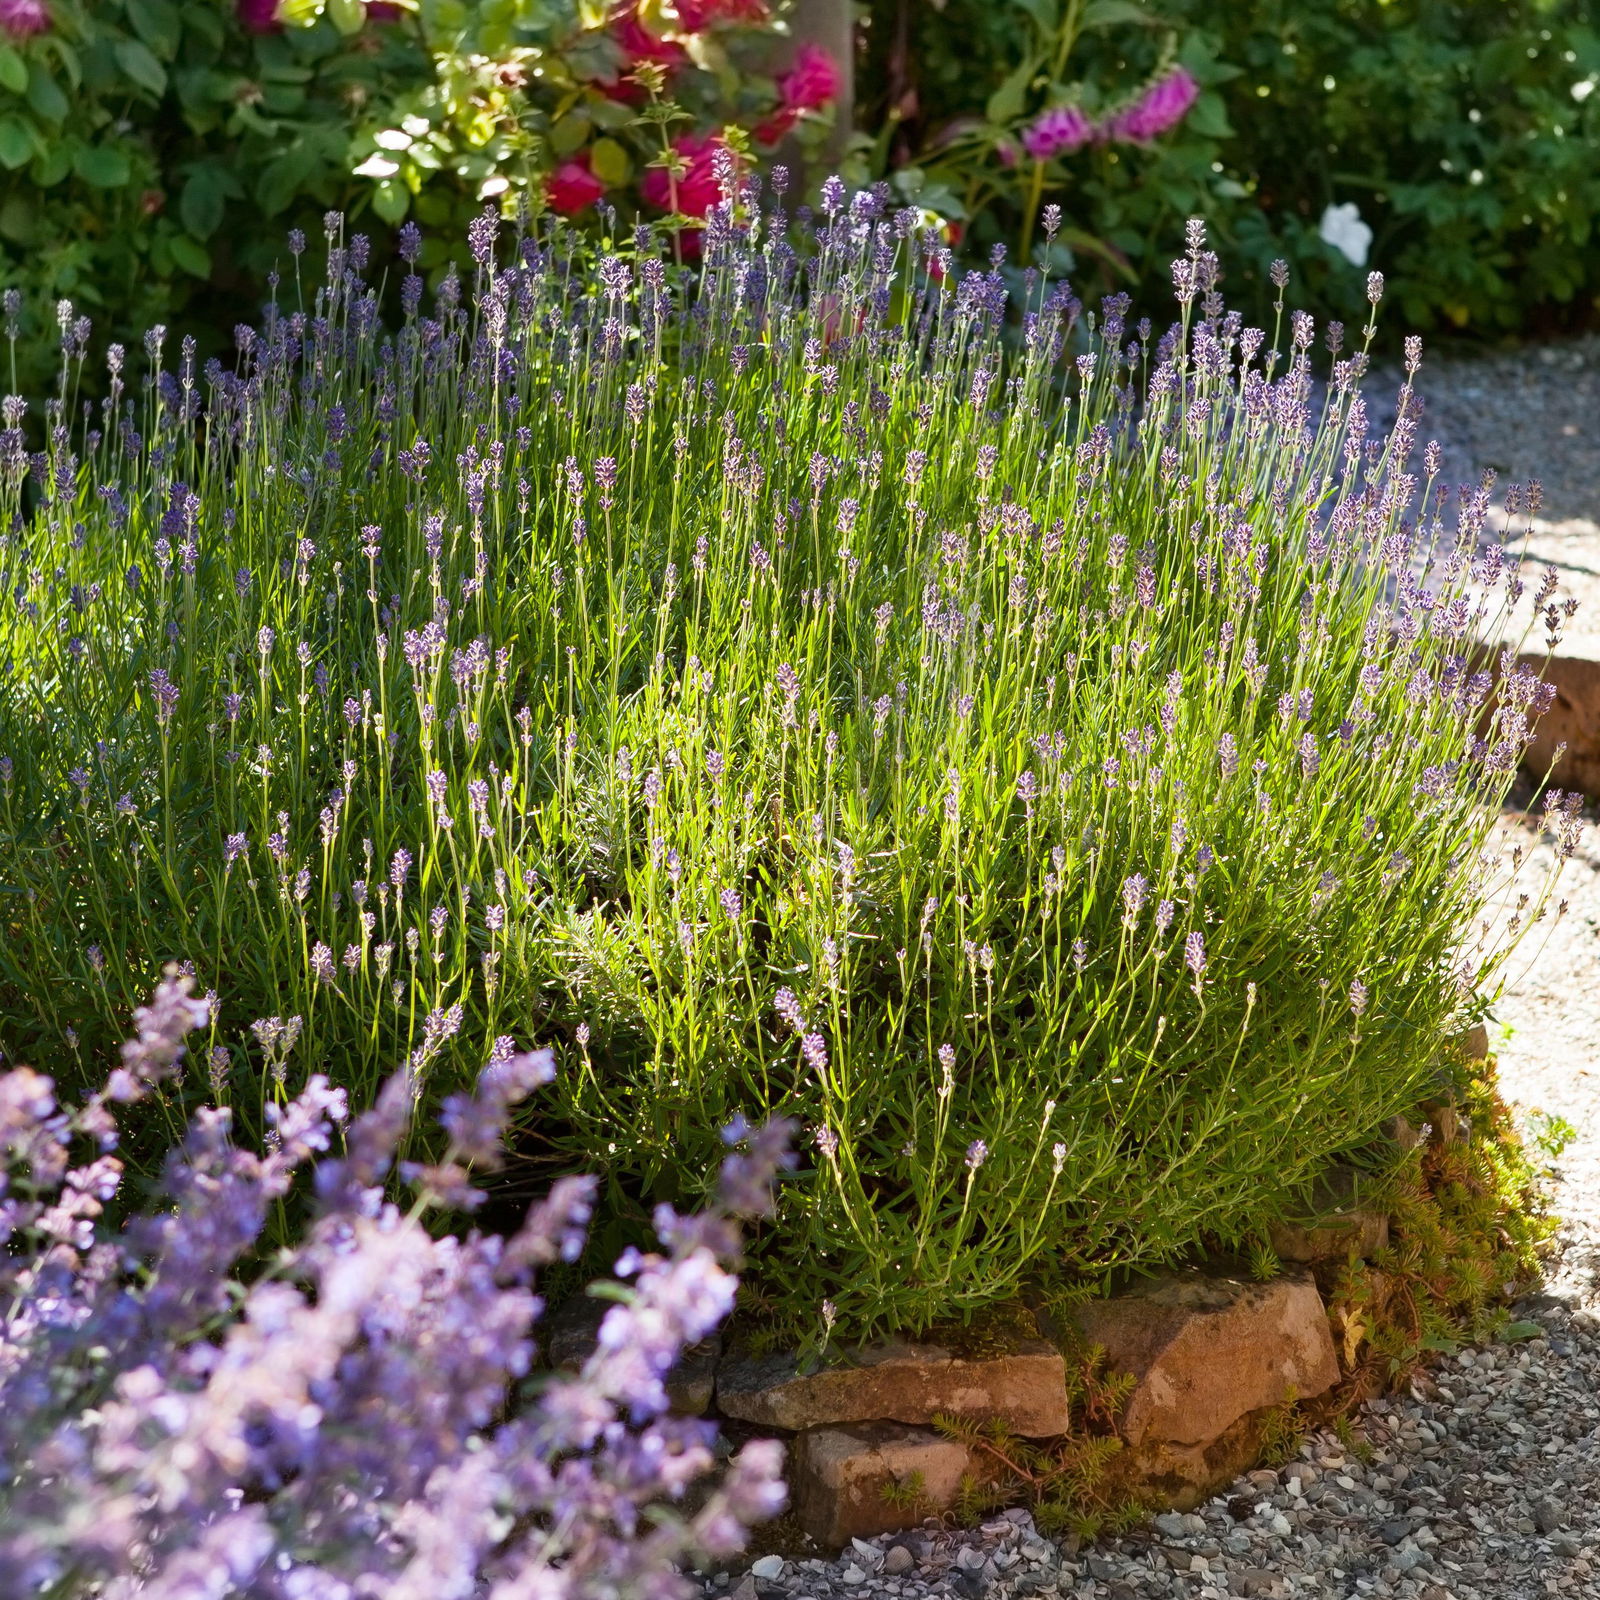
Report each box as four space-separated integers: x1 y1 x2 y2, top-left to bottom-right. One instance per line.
1102 66 1200 144
0 0 50 37
1021 105 1094 163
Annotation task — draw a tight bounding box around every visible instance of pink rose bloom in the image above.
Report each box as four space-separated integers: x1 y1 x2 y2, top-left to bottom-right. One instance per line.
1021 105 1093 162
1101 66 1200 144
595 9 689 102
756 41 840 142
640 133 724 218
674 0 768 28
236 0 281 33
776 41 840 113
545 151 607 217
0 0 49 37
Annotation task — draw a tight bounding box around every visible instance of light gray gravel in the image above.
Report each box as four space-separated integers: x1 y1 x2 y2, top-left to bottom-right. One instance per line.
1372 334 1600 657
714 337 1600 1597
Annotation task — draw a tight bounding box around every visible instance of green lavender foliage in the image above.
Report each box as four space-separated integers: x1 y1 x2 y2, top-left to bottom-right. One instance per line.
0 197 1570 1339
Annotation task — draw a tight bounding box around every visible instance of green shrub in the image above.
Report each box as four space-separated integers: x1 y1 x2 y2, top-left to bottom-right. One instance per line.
0 199 1573 1341
859 0 1600 336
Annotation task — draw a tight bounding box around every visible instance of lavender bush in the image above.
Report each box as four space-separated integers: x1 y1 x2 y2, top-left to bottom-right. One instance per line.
0 182 1579 1341
0 973 789 1597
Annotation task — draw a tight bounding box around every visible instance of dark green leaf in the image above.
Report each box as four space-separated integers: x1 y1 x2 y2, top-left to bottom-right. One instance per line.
371 178 410 224
0 193 33 242
0 117 32 170
126 0 183 59
167 234 211 278
1011 0 1059 30
114 38 169 97
180 168 225 238
0 45 26 96
73 145 132 188
1186 91 1233 140
1080 0 1153 27
256 143 318 216
1496 1320 1544 1344
986 59 1037 127
30 139 70 185
25 62 68 124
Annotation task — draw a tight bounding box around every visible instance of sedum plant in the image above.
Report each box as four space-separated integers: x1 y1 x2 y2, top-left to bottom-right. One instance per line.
0 181 1578 1341
0 973 790 1597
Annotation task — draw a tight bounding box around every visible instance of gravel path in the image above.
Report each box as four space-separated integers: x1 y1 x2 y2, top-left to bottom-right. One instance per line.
711 345 1600 1599
1376 334 1600 657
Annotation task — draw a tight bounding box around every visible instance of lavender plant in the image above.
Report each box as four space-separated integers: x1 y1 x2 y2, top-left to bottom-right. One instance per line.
0 186 1577 1340
0 973 789 1597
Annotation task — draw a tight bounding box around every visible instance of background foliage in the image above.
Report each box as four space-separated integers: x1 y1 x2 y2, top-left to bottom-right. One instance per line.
0 0 826 398
858 0 1600 336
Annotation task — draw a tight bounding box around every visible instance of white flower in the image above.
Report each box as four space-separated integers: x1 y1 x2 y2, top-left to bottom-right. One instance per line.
1319 201 1373 268
1573 78 1595 103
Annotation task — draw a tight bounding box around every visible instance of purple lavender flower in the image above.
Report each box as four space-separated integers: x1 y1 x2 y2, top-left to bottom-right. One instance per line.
1121 873 1149 925
0 983 790 1597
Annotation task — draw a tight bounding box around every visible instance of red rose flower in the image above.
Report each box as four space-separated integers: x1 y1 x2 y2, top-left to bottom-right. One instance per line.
639 133 724 218
674 0 768 29
236 0 281 34
776 42 840 113
545 151 607 218
756 42 840 142
595 9 689 102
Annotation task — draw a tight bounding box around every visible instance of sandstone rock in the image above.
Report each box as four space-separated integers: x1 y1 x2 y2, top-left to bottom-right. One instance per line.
716 1333 1071 1437
1070 1269 1339 1448
788 1422 984 1547
1109 1405 1281 1513
1268 1165 1390 1265
1384 1113 1425 1152
1517 651 1600 798
1459 1022 1489 1061
666 1338 721 1415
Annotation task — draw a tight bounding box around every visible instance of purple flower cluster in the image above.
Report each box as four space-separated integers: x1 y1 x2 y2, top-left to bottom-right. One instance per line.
0 977 790 1598
1020 68 1200 162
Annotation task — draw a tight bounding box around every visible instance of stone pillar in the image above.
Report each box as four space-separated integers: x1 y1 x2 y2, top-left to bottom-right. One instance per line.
782 0 854 167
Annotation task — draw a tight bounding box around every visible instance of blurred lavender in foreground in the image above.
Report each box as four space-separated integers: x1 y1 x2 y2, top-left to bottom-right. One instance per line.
0 974 790 1598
